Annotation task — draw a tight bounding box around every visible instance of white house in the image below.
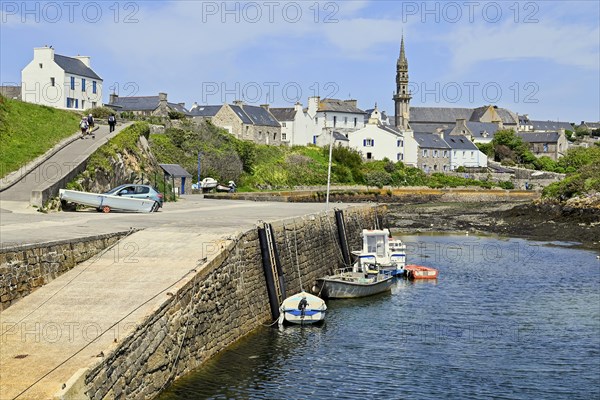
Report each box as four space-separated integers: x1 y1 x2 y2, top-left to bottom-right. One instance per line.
443 132 488 170
21 46 103 110
270 103 314 146
347 107 418 166
309 97 367 144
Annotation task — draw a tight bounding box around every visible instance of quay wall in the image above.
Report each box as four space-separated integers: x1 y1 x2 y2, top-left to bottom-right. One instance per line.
0 231 134 311
78 205 384 400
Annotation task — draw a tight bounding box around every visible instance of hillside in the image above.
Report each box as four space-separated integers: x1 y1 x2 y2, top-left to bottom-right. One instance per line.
0 95 81 178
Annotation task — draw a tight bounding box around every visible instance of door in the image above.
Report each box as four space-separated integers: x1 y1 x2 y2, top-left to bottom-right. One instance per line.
181 177 186 195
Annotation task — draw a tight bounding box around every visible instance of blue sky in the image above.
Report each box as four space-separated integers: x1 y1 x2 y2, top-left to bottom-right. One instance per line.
1 0 599 122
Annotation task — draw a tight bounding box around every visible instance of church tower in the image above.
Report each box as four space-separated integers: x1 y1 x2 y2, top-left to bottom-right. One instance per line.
393 35 411 130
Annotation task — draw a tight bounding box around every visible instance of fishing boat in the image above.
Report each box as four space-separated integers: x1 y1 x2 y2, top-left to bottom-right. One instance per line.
314 272 393 299
404 265 439 280
351 229 406 277
278 291 327 325
59 189 155 213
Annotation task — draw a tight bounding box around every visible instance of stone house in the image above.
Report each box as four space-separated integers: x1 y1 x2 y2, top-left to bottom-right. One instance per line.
448 119 500 144
414 132 451 173
21 46 103 110
159 164 192 195
108 92 188 117
211 101 282 145
529 120 574 132
188 104 223 123
516 132 568 160
578 121 600 132
409 105 518 134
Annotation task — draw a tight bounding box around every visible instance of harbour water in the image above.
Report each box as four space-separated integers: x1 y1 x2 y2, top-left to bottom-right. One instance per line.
159 234 600 400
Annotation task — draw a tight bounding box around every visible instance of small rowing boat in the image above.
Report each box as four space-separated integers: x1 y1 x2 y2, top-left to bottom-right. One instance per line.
404 265 439 280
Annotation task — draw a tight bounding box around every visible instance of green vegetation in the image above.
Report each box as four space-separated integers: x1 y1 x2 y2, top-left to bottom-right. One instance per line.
149 121 515 191
84 106 116 119
0 95 81 178
542 146 600 199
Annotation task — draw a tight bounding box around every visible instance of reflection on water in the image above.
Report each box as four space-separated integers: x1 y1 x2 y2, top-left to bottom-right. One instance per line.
159 235 600 400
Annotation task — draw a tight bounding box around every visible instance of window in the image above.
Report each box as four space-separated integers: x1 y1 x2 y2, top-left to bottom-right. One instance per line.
82 78 86 92
434 164 438 171
92 102 97 108
397 139 403 147
273 132 277 140
363 139 374 147
282 133 287 141
333 116 337 127
70 77 75 90
82 100 85 109
136 186 150 194
397 153 403 161
39 63 43 68
443 165 448 171
470 151 474 158
434 150 438 158
92 81 97 94
443 150 448 157
344 117 348 125
315 117 318 124
75 99 78 108
423 149 428 157
453 151 457 156
50 77 55 87
354 117 357 127
313 135 317 144
543 143 549 152
366 152 372 160
463 151 466 156
281 122 286 127
66 98 72 108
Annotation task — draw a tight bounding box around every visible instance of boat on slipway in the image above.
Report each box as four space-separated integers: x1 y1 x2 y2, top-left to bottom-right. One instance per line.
314 272 393 299
278 291 327 325
59 189 155 213
351 229 406 277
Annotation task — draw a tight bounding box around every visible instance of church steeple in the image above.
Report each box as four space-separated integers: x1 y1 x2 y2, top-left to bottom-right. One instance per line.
394 34 411 130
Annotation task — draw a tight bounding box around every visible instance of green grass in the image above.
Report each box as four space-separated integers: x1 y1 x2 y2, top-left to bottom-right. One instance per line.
0 95 81 178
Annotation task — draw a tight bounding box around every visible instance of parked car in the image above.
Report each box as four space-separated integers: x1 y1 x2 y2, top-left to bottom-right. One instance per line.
104 184 163 212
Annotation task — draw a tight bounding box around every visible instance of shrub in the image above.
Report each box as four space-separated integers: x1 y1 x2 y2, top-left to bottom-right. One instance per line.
365 170 392 188
85 106 116 119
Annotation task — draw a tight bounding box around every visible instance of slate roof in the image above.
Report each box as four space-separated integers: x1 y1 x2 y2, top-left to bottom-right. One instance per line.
110 96 160 111
168 102 189 114
378 124 403 137
516 132 560 143
332 131 349 141
270 107 297 122
465 122 500 139
241 105 280 127
54 54 102 80
189 105 222 117
496 108 519 125
318 99 367 114
530 120 573 132
582 121 600 129
443 133 478 150
410 107 473 123
159 164 192 178
411 122 451 134
414 133 451 149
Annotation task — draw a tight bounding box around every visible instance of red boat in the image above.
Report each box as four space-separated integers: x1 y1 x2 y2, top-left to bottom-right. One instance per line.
404 265 439 280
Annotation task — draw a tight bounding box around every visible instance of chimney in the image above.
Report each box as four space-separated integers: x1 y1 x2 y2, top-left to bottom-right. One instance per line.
178 102 185 107
452 118 468 135
159 92 168 109
581 120 585 126
34 46 55 61
74 55 91 68
109 93 118 104
492 119 503 129
344 99 357 108
233 100 244 106
294 101 303 112
260 104 269 110
307 96 320 116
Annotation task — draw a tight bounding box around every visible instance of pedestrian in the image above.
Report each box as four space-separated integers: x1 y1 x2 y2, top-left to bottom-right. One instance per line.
79 117 89 138
87 113 95 135
108 113 117 132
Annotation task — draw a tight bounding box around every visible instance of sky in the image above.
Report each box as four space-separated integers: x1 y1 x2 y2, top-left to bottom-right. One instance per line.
1 0 599 123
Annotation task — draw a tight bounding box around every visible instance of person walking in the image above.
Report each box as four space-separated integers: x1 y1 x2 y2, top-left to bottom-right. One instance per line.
108 113 117 132
79 117 89 138
87 113 95 135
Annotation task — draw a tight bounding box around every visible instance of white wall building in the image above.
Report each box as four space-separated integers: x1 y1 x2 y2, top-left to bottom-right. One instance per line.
308 97 367 145
270 103 314 146
444 133 488 170
347 107 418 166
21 46 103 110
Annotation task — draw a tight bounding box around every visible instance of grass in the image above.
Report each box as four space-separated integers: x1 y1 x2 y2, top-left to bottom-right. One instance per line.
0 95 82 178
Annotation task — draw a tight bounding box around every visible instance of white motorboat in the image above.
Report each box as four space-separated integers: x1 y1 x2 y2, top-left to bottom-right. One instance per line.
351 229 406 277
59 189 155 213
200 177 218 189
278 291 327 325
314 272 393 299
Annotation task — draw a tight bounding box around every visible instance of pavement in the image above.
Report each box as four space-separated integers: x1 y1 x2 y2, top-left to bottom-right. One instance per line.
0 122 131 202
0 196 351 399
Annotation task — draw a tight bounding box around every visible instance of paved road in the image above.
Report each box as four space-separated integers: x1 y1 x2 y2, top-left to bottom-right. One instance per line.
1 123 131 202
0 196 353 399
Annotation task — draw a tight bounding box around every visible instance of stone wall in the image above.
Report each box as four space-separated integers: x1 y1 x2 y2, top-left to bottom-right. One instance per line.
0 231 133 311
80 205 383 400
0 85 21 100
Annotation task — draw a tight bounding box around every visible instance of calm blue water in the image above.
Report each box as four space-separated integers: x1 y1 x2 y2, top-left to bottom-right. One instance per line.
159 235 600 400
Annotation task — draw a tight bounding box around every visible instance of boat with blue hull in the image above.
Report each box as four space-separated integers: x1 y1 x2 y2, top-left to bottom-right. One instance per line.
278 291 327 325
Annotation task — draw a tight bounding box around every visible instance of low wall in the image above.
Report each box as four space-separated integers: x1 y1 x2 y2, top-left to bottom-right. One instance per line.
79 205 383 400
0 231 133 311
205 187 540 203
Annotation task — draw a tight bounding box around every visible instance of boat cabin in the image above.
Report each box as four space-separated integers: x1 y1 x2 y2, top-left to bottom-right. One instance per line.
352 229 406 275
